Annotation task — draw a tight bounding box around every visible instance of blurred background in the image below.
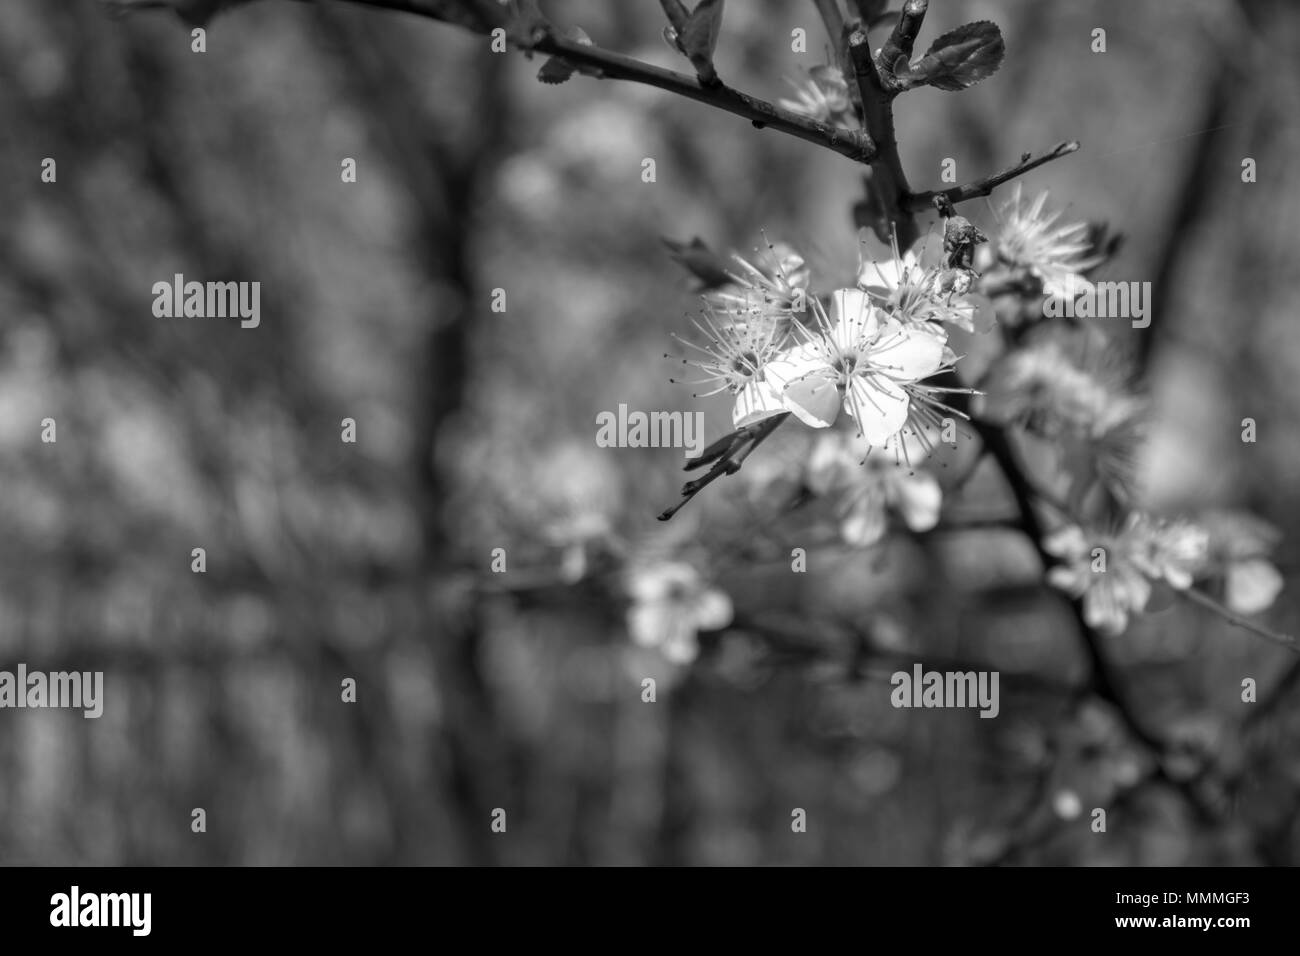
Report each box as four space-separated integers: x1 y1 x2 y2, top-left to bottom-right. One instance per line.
0 0 1297 865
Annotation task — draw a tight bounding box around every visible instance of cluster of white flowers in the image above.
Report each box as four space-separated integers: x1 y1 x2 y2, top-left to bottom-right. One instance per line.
647 187 1285 661
981 339 1139 439
1044 516 1211 635
978 184 1102 299
672 236 982 455
624 561 732 664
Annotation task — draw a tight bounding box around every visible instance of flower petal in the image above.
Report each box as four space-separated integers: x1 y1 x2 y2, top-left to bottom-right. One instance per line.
628 602 670 648
891 468 941 531
781 369 842 428
732 379 787 427
662 624 700 664
693 588 734 631
1226 558 1284 615
806 435 853 494
857 256 903 292
1043 526 1087 560
831 287 874 328
868 322 944 381
845 375 908 446
841 494 887 547
1047 565 1084 595
762 341 825 391
1083 592 1127 635
625 562 695 602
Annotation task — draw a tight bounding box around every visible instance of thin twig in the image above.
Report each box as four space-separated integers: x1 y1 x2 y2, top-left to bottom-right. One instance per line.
1137 57 1234 373
532 29 875 161
657 413 788 520
905 141 1080 212
1182 587 1300 654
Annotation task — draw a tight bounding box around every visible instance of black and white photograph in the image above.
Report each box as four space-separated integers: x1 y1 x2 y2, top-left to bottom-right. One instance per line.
0 0 1296 931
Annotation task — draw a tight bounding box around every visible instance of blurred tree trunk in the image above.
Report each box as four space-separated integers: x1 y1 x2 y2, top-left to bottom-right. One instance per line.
312 7 512 864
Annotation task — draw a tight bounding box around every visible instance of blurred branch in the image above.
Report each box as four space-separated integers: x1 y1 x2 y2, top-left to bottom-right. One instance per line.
1182 587 1300 654
309 5 513 864
974 420 1224 825
811 0 844 45
1137 57 1235 372
731 612 1085 699
905 141 1080 213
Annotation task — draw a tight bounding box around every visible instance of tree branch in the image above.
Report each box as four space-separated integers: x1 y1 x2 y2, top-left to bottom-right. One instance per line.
287 0 878 163
905 141 1080 212
847 24 917 245
531 28 875 162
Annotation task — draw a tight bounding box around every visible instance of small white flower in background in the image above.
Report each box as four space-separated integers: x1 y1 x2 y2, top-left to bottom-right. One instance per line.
1052 789 1083 821
858 237 992 335
625 562 733 664
1225 559 1285 616
777 65 851 125
1197 510 1285 614
526 441 621 581
763 289 946 445
1130 517 1209 591
710 240 811 323
1044 516 1210 633
1044 524 1152 635
806 431 941 547
981 341 1146 505
670 301 788 427
981 340 1143 442
992 184 1101 299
